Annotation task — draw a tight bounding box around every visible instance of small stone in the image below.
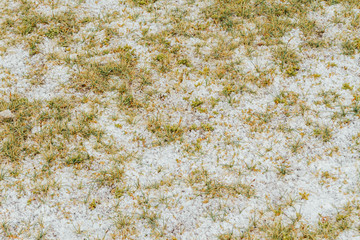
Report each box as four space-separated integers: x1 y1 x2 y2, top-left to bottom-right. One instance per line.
0 109 15 121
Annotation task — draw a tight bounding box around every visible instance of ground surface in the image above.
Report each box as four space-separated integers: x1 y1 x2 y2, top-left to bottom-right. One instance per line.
1 0 360 239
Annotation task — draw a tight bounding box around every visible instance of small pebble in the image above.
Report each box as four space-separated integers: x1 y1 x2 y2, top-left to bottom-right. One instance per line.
0 109 15 121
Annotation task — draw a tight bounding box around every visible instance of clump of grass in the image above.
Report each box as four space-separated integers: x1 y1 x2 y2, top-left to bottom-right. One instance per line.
221 82 238 97
273 46 300 76
191 98 204 108
114 212 134 231
342 82 353 90
200 123 215 132
2 1 89 53
203 0 254 31
316 90 340 108
276 162 292 177
130 0 157 6
208 39 239 60
204 0 303 40
244 108 274 132
17 10 48 35
305 38 329 48
65 150 91 165
71 46 139 94
44 11 81 40
187 169 255 198
0 93 104 170
73 62 119 93
143 32 186 73
274 91 299 106
342 37 360 55
350 13 360 28
262 220 298 240
0 95 41 162
117 93 142 110
257 203 357 239
147 116 186 144
244 70 274 88
313 126 333 142
289 139 304 154
96 165 125 187
177 58 191 67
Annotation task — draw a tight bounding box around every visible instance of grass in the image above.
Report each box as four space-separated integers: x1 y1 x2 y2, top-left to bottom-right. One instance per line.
274 91 299 106
273 46 301 76
147 115 186 144
313 126 333 142
0 95 41 162
130 0 157 6
0 0 360 238
187 168 255 198
342 37 360 55
204 0 308 39
71 46 139 94
0 94 103 169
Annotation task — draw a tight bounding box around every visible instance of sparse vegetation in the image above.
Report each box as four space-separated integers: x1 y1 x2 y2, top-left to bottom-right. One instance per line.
0 0 360 239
